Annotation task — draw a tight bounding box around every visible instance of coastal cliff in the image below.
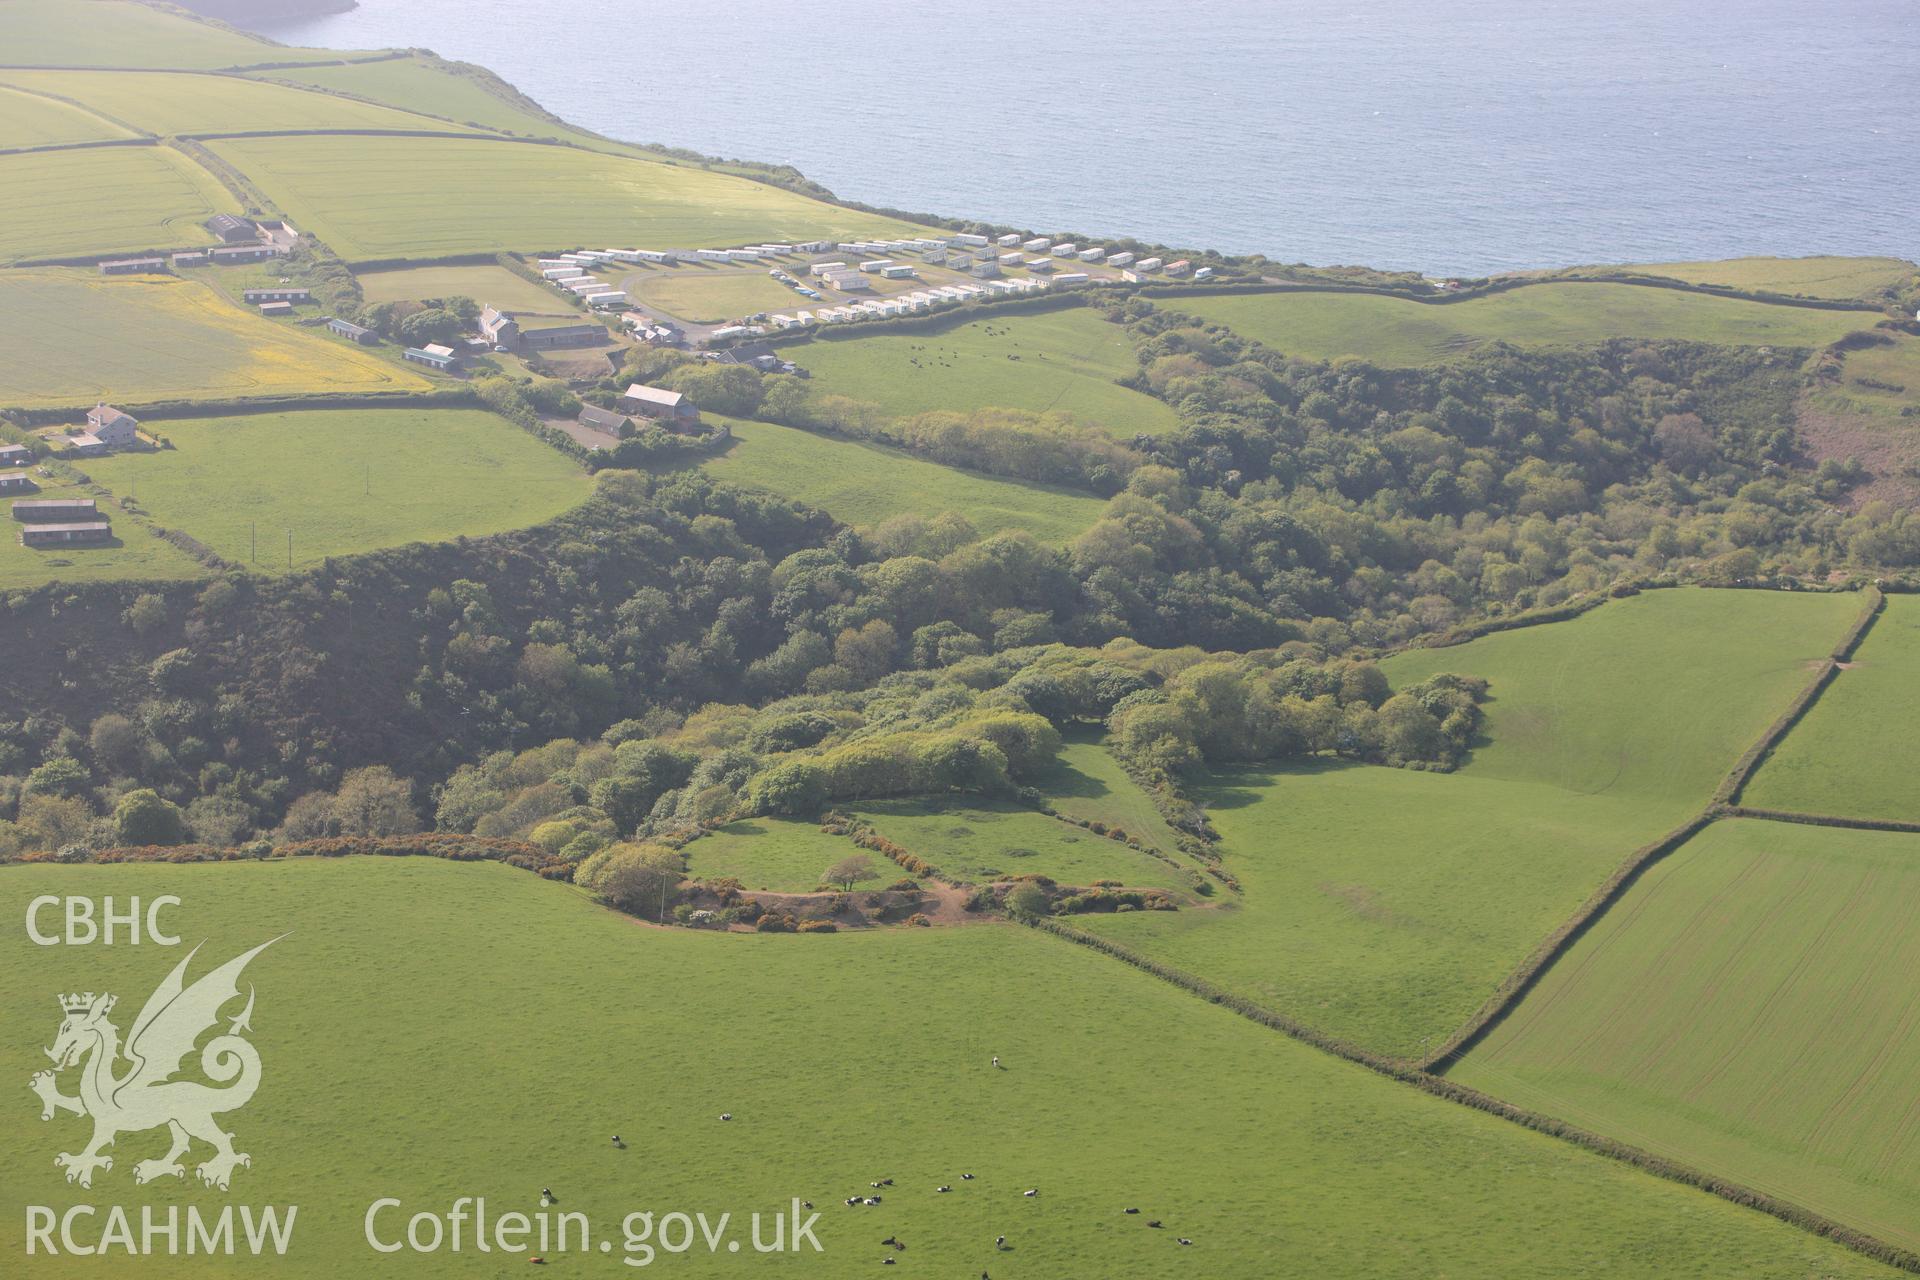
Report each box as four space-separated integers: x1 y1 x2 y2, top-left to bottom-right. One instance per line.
176 0 358 23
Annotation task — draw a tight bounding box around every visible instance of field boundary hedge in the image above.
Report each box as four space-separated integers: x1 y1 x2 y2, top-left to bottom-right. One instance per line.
1421 586 1884 1072
1724 806 1920 835
1715 587 1883 807
1025 914 1920 1274
9 389 481 425
1135 271 1892 315
3 833 566 875
1419 812 1717 1072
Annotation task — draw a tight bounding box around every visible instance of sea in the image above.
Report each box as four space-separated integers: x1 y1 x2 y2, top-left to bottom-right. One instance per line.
253 0 1919 277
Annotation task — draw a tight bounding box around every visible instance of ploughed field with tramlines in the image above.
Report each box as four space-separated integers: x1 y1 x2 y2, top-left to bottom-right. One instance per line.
2 2 1919 1276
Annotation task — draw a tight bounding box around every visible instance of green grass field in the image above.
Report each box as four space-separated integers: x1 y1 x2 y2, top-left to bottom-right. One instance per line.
1038 729 1189 856
700 416 1108 544
0 270 432 408
0 0 355 70
1453 818 1920 1252
248 55 585 138
1 858 1898 1278
81 408 590 570
355 263 578 315
1612 256 1915 300
1081 589 1864 1057
682 817 891 891
797 309 1179 436
0 469 207 589
206 134 925 264
1745 595 1920 821
628 268 801 323
1166 283 1875 366
0 69 481 137
0 84 134 147
1823 332 1920 419
0 145 239 263
853 798 1194 891
1383 588 1862 822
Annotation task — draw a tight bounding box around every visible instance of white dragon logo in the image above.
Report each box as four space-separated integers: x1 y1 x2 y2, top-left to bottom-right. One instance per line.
28 937 283 1191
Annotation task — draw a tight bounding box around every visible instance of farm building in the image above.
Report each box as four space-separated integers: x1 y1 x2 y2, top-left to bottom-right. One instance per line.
257 218 300 248
0 444 31 467
577 405 632 436
521 318 603 350
402 344 459 371
258 300 293 316
13 497 97 523
204 213 258 244
0 472 37 494
171 251 210 268
326 317 377 344
64 433 105 456
86 405 139 448
619 383 699 426
20 521 112 548
210 244 287 265
99 257 165 275
479 306 521 347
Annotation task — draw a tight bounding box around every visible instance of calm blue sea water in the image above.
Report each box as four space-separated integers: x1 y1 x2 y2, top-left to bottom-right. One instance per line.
257 0 1919 276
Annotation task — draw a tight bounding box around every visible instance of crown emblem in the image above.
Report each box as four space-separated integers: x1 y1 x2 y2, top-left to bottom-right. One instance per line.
59 992 113 1015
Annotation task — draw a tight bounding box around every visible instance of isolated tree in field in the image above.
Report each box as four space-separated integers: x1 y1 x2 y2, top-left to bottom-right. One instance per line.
112 789 186 847
1004 882 1050 918
825 853 876 891
330 766 421 837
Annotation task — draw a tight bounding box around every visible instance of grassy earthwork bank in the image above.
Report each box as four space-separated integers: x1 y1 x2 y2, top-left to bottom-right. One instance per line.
0 270 433 409
1744 593 1920 822
851 798 1195 891
794 308 1180 437
681 816 890 892
1079 588 1865 1058
203 134 928 264
698 415 1109 544
0 856 1902 1279
1165 282 1877 366
1451 818 1920 1252
80 407 592 570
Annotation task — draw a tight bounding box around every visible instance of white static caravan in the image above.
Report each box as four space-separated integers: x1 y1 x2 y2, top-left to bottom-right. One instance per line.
795 310 815 324
999 252 1024 266
1194 266 1216 281
1135 257 1164 272
543 267 585 280
1050 242 1078 257
1106 252 1136 267
949 232 990 247
1078 247 1106 262
1022 238 1052 252
665 249 699 263
565 279 606 293
808 261 848 277
604 250 645 263
1164 259 1192 277
537 258 575 269
1025 257 1055 273
697 248 731 262
858 259 894 273
882 264 916 279
997 232 1023 247
585 291 628 308
1053 273 1091 287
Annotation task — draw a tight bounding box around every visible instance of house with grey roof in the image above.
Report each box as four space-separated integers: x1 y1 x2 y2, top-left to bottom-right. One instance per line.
86 405 139 448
